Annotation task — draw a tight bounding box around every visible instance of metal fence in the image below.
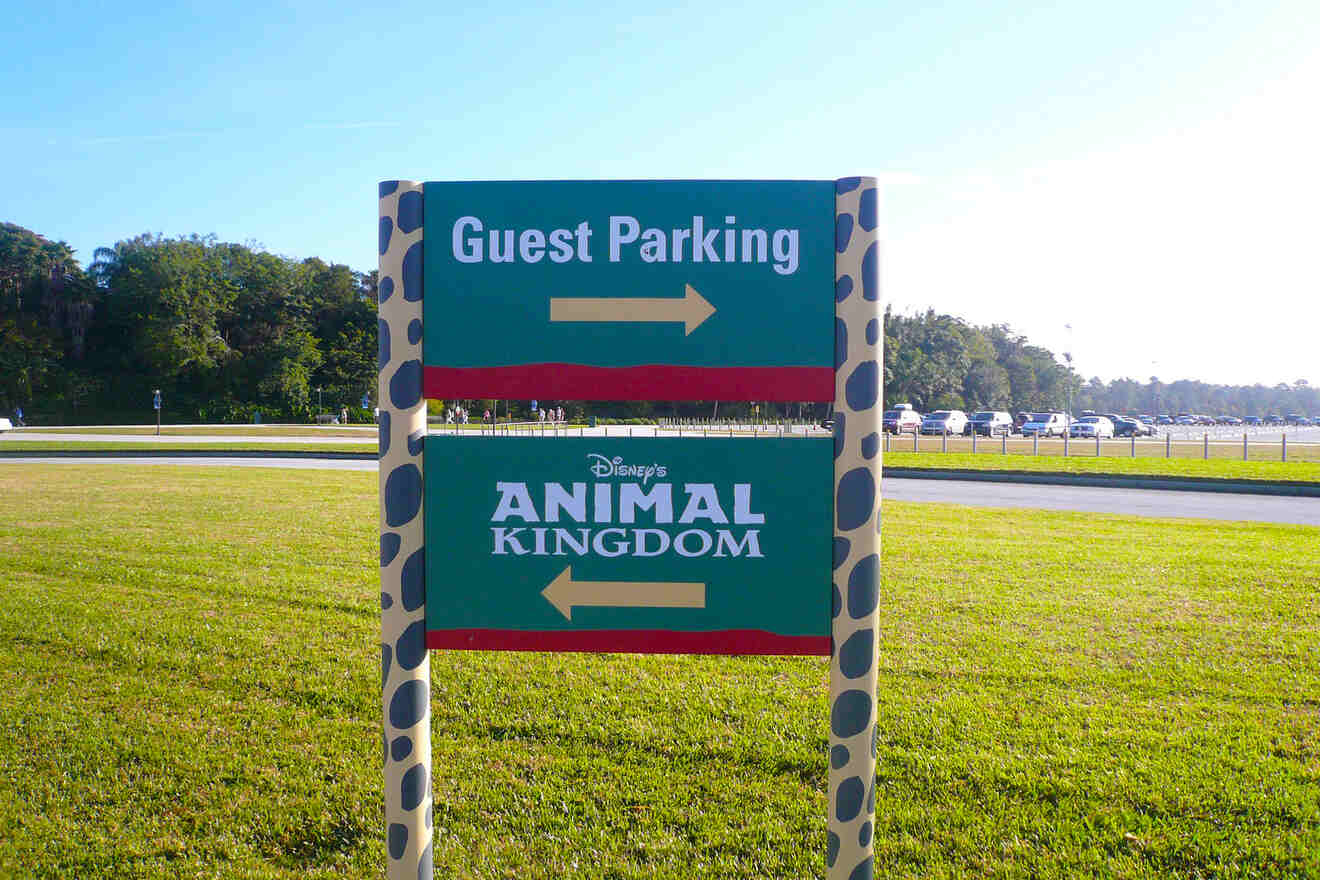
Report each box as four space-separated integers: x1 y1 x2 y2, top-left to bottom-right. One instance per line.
881 427 1320 463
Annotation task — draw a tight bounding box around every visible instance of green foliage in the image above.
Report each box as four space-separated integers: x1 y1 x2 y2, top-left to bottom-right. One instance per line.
12 228 379 423
4 219 1316 424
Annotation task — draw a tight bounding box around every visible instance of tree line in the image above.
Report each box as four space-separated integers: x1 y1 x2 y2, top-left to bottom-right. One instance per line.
2 222 1315 424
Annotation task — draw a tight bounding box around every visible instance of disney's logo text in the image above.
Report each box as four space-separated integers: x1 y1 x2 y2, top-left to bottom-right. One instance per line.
587 454 668 484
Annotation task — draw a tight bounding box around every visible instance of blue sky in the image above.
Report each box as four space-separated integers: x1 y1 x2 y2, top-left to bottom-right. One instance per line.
4 0 1315 384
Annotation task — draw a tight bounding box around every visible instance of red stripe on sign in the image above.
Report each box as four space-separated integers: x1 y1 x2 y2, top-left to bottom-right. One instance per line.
426 628 831 656
423 364 834 402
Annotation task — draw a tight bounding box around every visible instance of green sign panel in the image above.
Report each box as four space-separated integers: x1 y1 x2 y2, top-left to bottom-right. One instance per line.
424 436 832 655
420 179 836 402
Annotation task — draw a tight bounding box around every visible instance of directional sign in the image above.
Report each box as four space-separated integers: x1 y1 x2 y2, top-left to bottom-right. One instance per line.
423 436 833 655
421 180 836 401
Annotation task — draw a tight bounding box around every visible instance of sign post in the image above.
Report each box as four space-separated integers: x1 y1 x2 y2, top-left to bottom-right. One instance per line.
378 177 879 880
153 389 161 436
377 181 433 879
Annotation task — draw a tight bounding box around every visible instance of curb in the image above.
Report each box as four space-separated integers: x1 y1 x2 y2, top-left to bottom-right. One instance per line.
883 467 1320 498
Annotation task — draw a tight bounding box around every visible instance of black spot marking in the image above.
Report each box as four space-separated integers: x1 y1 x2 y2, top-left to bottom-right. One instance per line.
389 679 427 729
384 464 422 528
831 689 871 738
836 775 864 821
401 548 424 611
839 629 873 679
836 468 874 531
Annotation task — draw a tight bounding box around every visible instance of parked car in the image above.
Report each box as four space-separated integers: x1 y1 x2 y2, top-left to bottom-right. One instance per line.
882 408 922 434
1156 415 1173 425
920 410 968 435
0 417 11 433
1113 417 1155 437
1244 416 1262 426
966 410 1014 436
1021 412 1068 437
1069 416 1114 439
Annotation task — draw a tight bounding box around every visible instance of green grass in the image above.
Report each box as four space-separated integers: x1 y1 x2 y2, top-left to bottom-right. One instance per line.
0 465 1317 878
0 441 375 454
884 451 1320 484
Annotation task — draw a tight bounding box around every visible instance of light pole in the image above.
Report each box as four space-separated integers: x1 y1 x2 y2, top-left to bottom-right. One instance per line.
153 388 161 436
1063 322 1074 424
316 386 323 412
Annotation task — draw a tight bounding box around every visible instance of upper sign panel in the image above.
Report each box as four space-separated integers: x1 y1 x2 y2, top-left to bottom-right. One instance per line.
422 180 835 401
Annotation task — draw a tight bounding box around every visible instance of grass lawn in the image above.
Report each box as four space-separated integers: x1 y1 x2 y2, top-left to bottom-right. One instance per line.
884 451 1320 484
0 465 1316 878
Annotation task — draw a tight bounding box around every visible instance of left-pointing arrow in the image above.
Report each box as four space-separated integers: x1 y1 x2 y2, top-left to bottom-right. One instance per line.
549 283 716 336
541 566 707 621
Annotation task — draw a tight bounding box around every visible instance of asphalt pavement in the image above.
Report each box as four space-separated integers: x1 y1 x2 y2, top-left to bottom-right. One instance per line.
884 477 1320 526
5 455 1317 526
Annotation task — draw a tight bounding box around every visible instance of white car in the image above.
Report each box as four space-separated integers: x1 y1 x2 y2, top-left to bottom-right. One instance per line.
920 410 968 435
1069 416 1114 439
1021 412 1068 437
0 418 11 432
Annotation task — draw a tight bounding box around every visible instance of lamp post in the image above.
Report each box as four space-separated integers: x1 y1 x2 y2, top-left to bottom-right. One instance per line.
152 389 161 436
1063 322 1074 427
316 386 323 412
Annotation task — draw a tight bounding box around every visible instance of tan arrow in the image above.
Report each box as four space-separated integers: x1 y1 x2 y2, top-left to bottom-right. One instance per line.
549 284 716 336
541 566 706 621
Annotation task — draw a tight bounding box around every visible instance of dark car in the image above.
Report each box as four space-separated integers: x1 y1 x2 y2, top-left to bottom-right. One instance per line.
1114 417 1156 437
966 410 1014 436
1245 416 1262 426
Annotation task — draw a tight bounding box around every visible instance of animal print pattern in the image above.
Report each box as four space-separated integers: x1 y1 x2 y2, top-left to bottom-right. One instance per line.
830 176 881 880
378 179 433 880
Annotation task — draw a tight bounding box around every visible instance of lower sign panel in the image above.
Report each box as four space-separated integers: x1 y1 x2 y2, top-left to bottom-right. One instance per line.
424 436 832 655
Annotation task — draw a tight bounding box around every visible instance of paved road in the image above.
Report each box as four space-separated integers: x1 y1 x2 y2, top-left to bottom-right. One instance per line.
3 431 375 444
5 456 1317 526
886 477 1320 526
3 455 378 470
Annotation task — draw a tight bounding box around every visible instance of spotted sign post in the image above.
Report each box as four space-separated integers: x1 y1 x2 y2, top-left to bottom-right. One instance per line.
378 178 880 880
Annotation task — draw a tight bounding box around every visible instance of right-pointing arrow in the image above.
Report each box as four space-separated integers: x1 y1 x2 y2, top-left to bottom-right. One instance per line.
541 566 707 621
548 284 716 336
